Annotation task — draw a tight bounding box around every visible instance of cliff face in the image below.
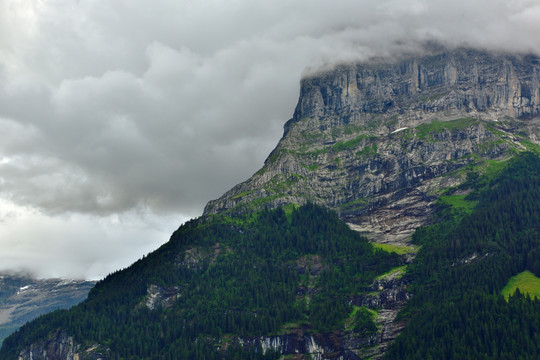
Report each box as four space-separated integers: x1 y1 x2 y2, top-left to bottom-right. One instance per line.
204 48 540 243
16 330 107 360
293 49 540 121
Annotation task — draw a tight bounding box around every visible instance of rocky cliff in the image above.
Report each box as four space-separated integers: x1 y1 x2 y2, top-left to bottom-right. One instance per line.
15 330 107 360
204 48 540 245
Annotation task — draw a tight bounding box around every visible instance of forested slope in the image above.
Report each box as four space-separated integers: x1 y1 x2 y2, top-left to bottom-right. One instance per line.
0 204 400 359
386 151 540 359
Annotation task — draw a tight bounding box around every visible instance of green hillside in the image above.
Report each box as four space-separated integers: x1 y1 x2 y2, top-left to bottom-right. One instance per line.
0 204 400 359
386 152 540 359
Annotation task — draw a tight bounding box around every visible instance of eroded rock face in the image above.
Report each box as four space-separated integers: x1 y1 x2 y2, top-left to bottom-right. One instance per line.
144 284 180 310
204 48 540 244
236 332 365 360
293 49 540 122
16 330 107 360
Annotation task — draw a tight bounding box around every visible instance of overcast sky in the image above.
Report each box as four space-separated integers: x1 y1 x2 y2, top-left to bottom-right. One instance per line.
1 0 539 280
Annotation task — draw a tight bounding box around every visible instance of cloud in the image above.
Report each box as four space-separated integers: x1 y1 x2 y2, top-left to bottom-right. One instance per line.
1 0 539 279
0 197 186 280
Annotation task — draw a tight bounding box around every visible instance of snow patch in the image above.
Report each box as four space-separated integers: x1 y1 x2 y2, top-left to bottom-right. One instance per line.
391 127 408 134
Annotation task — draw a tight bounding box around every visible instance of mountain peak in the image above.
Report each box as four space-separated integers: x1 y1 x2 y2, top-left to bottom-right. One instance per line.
204 47 540 242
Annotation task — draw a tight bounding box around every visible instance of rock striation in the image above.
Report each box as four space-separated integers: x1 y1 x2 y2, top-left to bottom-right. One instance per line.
16 330 107 360
204 48 540 243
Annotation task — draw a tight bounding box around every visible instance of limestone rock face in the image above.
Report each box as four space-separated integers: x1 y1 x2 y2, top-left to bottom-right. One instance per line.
16 330 107 360
204 48 540 242
293 49 540 122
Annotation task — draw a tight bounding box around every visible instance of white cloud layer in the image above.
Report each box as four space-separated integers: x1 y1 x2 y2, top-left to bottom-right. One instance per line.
1 0 539 279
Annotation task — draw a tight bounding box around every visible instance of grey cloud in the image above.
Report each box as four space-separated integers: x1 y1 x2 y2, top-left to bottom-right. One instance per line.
0 200 184 279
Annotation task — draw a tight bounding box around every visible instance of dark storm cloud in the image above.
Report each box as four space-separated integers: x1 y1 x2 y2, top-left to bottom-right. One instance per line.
1 0 539 279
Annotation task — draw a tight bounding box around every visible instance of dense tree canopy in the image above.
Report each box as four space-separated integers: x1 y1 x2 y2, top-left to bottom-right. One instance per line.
1 203 399 359
386 152 540 359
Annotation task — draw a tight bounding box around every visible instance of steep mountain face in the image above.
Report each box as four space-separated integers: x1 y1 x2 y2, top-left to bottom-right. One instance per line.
204 48 540 244
0 274 95 344
4 47 540 360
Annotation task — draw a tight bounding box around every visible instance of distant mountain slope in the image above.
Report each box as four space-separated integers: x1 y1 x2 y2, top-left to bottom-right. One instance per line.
0 274 94 344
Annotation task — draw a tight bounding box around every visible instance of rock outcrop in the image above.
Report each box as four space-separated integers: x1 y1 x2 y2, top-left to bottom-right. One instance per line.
235 332 368 360
204 48 540 244
16 330 107 360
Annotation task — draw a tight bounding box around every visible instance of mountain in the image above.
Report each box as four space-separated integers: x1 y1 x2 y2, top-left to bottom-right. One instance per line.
205 47 540 243
3 47 540 360
0 274 95 344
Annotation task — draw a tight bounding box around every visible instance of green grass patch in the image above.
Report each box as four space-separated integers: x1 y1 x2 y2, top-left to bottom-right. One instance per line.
520 139 540 154
415 118 477 139
299 134 377 157
375 265 407 280
344 306 378 334
356 144 378 157
502 270 540 300
232 190 254 199
333 134 376 152
333 137 364 151
483 121 508 138
372 243 416 255
302 163 319 171
282 203 300 222
481 158 510 179
302 147 328 157
247 193 290 209
438 195 478 214
339 198 367 209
